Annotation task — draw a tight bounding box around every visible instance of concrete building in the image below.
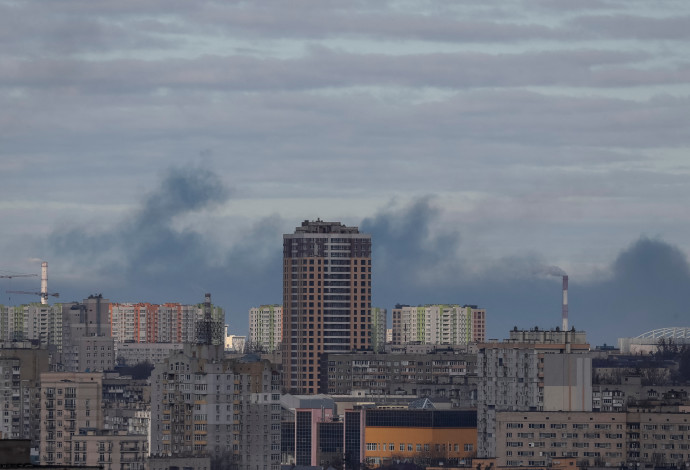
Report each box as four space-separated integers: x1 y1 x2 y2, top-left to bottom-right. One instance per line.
0 303 62 349
61 297 115 372
496 408 690 468
371 308 387 353
115 341 183 366
249 305 282 353
72 430 148 470
150 344 281 470
325 349 478 407
0 346 50 448
477 328 591 458
39 372 104 466
363 409 477 467
282 220 372 394
109 301 224 344
392 305 485 346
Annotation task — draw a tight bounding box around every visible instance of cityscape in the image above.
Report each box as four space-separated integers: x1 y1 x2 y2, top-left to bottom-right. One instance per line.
3 1 690 470
1 220 690 470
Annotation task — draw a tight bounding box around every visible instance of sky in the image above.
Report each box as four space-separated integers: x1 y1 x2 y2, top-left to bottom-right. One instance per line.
2 1 690 346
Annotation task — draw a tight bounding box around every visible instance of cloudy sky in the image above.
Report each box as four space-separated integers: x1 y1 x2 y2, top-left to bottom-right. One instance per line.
2 1 690 345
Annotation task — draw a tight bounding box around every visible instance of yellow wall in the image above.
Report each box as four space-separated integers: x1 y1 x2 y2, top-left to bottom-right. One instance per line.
364 427 477 462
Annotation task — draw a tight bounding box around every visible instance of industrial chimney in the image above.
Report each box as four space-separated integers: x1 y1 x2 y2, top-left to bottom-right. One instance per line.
41 262 48 305
562 275 568 331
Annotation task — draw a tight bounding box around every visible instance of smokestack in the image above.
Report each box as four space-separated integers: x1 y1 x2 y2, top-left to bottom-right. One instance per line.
562 275 568 331
41 262 48 305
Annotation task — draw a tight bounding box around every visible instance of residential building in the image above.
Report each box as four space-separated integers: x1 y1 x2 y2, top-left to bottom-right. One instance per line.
39 372 104 466
477 328 591 458
325 349 478 407
0 346 50 448
282 220 372 394
392 305 485 346
73 430 148 470
115 342 183 366
150 344 281 470
496 408 690 468
249 305 282 353
109 301 224 345
0 303 62 349
371 308 387 353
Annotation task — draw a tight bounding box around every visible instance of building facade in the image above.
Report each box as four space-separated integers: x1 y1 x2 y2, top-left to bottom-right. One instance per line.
371 308 387 353
0 346 50 447
363 409 477 467
325 349 478 407
39 372 104 466
282 220 372 394
150 344 281 470
0 303 62 349
496 409 690 468
392 305 485 346
477 330 591 458
109 301 224 345
249 305 282 353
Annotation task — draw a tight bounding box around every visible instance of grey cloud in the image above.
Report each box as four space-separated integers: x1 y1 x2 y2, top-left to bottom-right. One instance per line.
363 199 690 344
2 48 674 93
571 14 690 40
44 166 285 330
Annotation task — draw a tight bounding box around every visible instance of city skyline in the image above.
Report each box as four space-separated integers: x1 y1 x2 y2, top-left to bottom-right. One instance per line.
2 2 690 346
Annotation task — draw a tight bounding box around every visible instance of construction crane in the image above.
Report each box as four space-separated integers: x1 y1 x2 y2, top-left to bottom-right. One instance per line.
5 262 55 304
0 273 38 279
6 290 60 303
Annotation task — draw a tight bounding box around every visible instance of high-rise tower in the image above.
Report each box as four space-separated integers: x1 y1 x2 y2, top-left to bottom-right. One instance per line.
282 220 372 394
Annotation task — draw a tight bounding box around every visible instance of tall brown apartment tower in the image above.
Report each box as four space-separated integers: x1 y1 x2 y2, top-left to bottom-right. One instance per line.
282 220 372 394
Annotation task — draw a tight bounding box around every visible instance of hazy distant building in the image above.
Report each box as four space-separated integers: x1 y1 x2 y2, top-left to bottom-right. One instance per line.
61 296 115 372
371 308 387 353
115 342 183 366
249 305 282 352
225 334 246 352
618 327 690 354
150 344 281 469
392 305 485 346
109 300 224 344
282 220 372 394
0 303 62 349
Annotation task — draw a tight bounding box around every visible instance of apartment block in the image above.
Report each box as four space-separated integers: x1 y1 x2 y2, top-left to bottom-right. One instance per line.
150 344 281 470
371 308 387 353
0 346 50 447
39 372 104 466
282 220 372 394
109 301 224 344
0 303 62 349
249 305 282 353
477 329 591 458
73 430 148 469
325 349 478 407
392 304 485 346
496 409 690 468
115 342 183 366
